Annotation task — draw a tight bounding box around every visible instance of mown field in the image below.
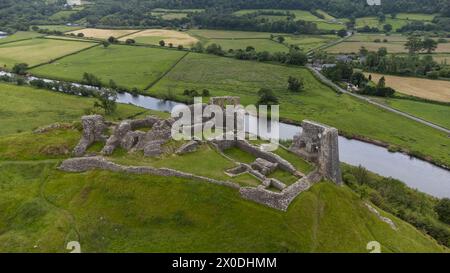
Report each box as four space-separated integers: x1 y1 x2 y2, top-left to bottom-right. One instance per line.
148 52 450 166
0 83 165 136
0 31 43 45
366 73 450 102
0 38 96 69
371 97 450 129
66 28 139 39
119 29 198 47
30 45 187 90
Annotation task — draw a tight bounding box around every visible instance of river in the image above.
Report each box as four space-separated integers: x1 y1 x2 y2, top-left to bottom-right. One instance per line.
1 72 449 198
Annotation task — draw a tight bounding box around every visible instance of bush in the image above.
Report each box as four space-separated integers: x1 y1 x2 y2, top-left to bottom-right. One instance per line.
287 76 304 92
12 63 28 75
257 88 278 106
427 71 439 79
435 199 450 225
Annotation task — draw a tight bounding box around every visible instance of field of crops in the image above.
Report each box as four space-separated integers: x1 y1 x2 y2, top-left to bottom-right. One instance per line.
0 38 96 68
66 28 139 39
30 45 187 89
365 73 450 102
119 29 198 47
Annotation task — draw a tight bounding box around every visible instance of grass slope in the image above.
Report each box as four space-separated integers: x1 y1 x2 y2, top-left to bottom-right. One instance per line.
372 98 450 129
0 83 167 136
148 52 450 166
0 31 43 45
30 45 186 90
0 160 444 252
0 38 96 69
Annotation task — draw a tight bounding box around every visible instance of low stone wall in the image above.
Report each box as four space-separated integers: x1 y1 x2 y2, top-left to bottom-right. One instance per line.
239 169 321 211
59 156 240 190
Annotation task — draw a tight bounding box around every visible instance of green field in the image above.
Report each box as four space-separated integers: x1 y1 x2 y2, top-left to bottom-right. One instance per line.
0 38 96 69
189 29 275 40
396 13 437 21
0 159 444 252
0 83 166 136
205 38 288 53
0 31 43 45
233 9 346 31
148 52 450 166
282 35 337 51
37 25 83 32
372 97 450 129
30 45 187 90
355 17 409 31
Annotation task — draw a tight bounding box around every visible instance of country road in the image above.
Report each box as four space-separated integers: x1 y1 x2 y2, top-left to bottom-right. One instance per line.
307 65 450 135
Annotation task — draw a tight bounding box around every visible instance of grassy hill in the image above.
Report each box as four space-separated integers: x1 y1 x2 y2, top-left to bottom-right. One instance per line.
0 83 446 253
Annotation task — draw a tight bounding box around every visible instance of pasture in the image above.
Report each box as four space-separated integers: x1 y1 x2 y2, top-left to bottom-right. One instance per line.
365 73 450 102
30 45 186 90
119 29 198 47
148 52 450 166
0 83 160 136
188 29 274 39
326 41 406 54
37 25 83 32
355 17 408 31
372 97 450 129
0 31 43 44
205 38 288 53
396 13 437 21
233 9 346 31
66 28 139 39
0 38 96 69
282 35 337 51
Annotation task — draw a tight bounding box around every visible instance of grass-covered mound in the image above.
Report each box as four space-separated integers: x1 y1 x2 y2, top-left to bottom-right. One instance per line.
0 159 445 253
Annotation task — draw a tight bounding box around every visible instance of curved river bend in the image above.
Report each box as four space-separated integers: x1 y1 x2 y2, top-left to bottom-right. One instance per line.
117 92 450 198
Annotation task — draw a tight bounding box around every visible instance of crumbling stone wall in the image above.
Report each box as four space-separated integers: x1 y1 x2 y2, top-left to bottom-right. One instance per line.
290 120 342 184
73 115 107 157
239 169 322 211
59 156 240 189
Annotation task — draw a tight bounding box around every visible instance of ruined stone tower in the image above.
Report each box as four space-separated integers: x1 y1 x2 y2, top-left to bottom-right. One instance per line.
290 120 342 184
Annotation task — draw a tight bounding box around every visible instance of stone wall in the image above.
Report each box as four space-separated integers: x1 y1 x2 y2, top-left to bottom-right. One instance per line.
239 169 322 211
73 115 107 157
59 156 240 190
290 120 342 184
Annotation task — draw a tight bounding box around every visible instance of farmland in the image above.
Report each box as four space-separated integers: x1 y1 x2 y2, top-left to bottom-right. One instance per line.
371 97 450 129
0 38 96 69
365 73 450 102
66 28 139 39
189 29 337 52
30 45 187 90
233 9 346 31
119 29 198 47
148 52 450 166
0 31 43 45
0 83 165 136
37 25 83 32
